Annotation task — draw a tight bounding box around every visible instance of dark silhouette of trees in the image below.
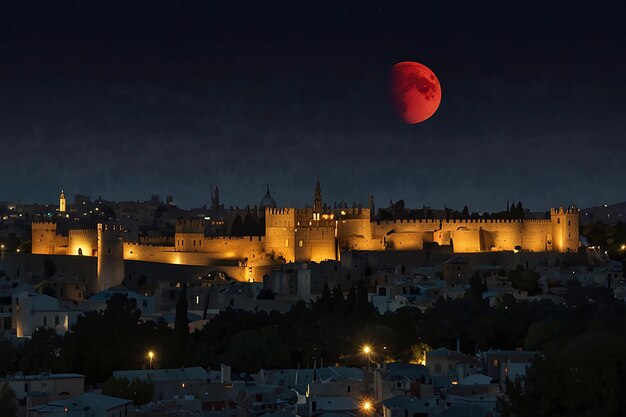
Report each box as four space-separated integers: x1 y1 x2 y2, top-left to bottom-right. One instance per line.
174 284 189 339
242 213 262 236
43 258 56 280
498 332 626 417
0 383 17 417
230 215 243 236
509 266 540 295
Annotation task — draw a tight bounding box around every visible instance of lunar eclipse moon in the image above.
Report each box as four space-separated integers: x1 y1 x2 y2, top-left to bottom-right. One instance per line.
391 61 442 124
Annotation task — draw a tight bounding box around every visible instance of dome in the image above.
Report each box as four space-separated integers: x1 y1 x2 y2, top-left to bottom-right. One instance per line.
259 185 277 209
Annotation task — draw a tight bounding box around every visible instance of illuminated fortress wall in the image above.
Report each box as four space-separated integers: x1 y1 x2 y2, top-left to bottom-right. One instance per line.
68 229 98 256
30 206 580 285
264 208 296 262
32 222 63 255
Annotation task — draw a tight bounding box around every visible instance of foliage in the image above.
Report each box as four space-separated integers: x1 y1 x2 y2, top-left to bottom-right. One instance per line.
230 215 243 236
17 328 63 373
498 332 626 417
508 266 540 295
465 272 488 302
174 284 189 339
408 342 431 365
0 382 17 417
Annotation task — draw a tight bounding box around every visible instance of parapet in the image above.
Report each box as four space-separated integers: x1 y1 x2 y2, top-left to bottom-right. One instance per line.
175 218 205 233
97 222 125 232
69 228 97 235
266 207 292 216
551 206 579 215
32 221 57 228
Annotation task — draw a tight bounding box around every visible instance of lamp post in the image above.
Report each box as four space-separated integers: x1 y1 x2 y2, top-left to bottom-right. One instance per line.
148 351 154 370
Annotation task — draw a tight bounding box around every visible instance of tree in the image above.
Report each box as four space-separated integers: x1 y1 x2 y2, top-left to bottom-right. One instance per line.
509 266 540 295
498 332 626 417
318 282 332 312
242 213 261 236
257 288 275 300
0 383 17 417
230 215 243 236
43 258 56 279
465 272 487 302
174 284 189 338
17 328 62 374
409 342 432 366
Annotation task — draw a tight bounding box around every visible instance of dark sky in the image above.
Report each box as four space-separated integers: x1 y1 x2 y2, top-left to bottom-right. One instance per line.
1 0 625 212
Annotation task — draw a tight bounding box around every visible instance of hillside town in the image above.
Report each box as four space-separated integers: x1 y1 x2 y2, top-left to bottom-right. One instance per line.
1 187 625 416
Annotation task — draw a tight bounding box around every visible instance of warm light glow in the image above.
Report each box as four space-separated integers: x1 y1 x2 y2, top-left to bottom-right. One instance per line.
360 399 373 414
148 351 154 359
362 345 371 355
620 244 626 251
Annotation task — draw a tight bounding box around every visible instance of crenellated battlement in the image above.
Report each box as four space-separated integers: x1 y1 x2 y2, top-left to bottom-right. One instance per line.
32 221 57 227
375 219 441 225
444 218 523 224
124 242 171 249
204 235 264 242
97 222 125 232
551 206 579 215
69 228 97 235
175 218 205 233
266 208 292 215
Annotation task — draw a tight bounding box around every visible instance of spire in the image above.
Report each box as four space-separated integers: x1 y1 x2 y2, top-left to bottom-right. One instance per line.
313 178 322 214
59 189 66 213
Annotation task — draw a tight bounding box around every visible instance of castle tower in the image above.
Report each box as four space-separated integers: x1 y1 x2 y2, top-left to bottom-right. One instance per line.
313 179 323 216
550 206 580 253
59 190 66 213
96 222 125 292
31 222 58 255
368 194 375 220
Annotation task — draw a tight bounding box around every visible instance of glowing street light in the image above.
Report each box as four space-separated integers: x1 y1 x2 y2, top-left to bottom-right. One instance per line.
148 351 154 370
360 398 374 414
362 344 373 366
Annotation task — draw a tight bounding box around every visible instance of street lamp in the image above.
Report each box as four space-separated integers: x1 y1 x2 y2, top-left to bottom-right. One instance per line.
148 351 154 370
362 344 373 366
360 398 374 415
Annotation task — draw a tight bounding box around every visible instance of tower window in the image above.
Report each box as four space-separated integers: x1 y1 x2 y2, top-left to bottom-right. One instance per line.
557 219 560 224
299 240 303 247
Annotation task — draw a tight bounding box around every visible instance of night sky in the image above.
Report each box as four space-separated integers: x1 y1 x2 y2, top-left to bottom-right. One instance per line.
1 0 625 212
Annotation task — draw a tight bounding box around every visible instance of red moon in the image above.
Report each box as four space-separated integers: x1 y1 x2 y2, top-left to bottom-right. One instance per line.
391 61 441 124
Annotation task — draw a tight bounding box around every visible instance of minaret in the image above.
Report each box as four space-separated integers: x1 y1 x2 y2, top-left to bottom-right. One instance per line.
313 179 323 214
59 190 66 213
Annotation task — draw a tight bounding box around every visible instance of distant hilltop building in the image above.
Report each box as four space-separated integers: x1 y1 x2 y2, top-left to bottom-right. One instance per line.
32 183 580 284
